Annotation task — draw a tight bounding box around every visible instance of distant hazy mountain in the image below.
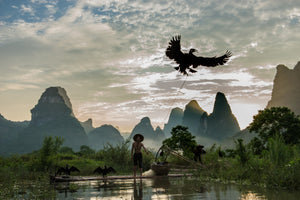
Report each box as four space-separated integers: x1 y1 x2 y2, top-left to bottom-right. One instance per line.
14 87 88 154
80 118 95 134
267 62 300 115
0 114 29 155
154 126 166 142
163 107 183 137
129 117 165 149
0 87 243 155
205 92 240 140
163 92 240 141
182 100 205 136
88 124 124 150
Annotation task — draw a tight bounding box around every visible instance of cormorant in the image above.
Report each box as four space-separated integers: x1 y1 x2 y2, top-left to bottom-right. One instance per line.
56 164 80 175
93 165 116 177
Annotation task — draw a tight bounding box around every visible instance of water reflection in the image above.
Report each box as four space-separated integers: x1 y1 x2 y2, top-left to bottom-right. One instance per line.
240 192 267 200
53 177 300 200
133 179 143 200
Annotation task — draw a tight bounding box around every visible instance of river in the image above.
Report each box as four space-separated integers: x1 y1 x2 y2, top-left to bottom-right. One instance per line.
52 177 300 200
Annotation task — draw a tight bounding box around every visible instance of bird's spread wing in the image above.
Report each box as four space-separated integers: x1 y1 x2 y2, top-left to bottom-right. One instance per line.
192 50 232 68
93 167 103 174
108 167 116 174
56 167 65 175
70 166 80 173
165 35 184 64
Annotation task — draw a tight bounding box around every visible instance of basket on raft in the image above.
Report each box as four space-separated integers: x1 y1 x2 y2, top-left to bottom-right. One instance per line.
151 162 170 176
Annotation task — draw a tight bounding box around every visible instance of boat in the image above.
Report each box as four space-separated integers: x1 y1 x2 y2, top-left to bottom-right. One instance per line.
151 162 170 176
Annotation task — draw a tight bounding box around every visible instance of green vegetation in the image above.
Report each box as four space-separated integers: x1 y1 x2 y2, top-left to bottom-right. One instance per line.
196 137 300 190
0 137 154 199
196 107 300 190
163 125 197 158
249 107 300 145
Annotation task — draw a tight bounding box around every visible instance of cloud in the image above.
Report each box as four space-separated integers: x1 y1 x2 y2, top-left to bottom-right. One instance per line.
1 0 300 130
20 5 35 15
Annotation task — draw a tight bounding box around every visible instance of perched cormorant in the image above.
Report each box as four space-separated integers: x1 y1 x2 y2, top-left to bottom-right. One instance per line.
166 35 232 75
56 164 80 175
93 165 116 177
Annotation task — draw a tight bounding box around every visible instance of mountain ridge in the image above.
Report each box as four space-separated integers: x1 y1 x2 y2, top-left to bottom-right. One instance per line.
267 62 300 115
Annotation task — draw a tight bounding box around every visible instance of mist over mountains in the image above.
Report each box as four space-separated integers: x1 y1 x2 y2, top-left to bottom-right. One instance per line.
128 117 166 149
1 61 299 156
164 92 240 139
0 87 124 155
0 86 240 155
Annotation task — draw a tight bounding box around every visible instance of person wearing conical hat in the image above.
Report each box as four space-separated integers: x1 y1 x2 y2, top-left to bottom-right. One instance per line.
131 134 148 178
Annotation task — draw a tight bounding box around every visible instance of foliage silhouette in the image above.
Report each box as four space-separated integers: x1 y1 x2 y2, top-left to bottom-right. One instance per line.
163 125 197 158
249 107 300 145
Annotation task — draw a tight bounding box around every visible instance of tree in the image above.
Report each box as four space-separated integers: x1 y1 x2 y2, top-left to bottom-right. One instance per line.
249 107 300 145
162 125 197 158
248 137 265 156
59 146 74 154
78 145 95 156
40 136 64 170
235 139 250 166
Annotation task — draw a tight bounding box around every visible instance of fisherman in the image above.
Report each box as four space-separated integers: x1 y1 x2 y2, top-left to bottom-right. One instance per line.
131 134 148 178
193 145 206 164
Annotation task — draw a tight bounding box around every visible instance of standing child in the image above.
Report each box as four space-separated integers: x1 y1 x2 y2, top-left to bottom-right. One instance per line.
131 134 148 178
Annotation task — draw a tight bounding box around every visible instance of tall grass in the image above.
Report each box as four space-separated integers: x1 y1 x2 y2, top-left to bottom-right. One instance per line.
193 136 300 190
267 134 292 167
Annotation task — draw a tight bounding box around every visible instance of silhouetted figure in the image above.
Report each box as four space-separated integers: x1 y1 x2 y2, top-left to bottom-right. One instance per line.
131 134 148 178
93 165 116 178
218 149 225 158
193 145 206 163
166 35 232 75
56 164 80 175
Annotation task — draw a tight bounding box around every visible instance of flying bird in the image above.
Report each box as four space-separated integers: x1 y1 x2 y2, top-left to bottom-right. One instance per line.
56 164 80 176
166 35 232 75
93 165 116 178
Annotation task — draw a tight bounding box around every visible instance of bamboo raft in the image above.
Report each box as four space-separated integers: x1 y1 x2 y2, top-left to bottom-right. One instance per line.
51 145 202 183
51 173 193 182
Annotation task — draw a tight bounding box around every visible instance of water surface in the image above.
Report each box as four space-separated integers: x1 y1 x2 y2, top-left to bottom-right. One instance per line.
52 177 300 200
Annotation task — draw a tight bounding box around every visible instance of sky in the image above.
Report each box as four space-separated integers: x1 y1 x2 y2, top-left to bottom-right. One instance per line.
1 0 300 132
